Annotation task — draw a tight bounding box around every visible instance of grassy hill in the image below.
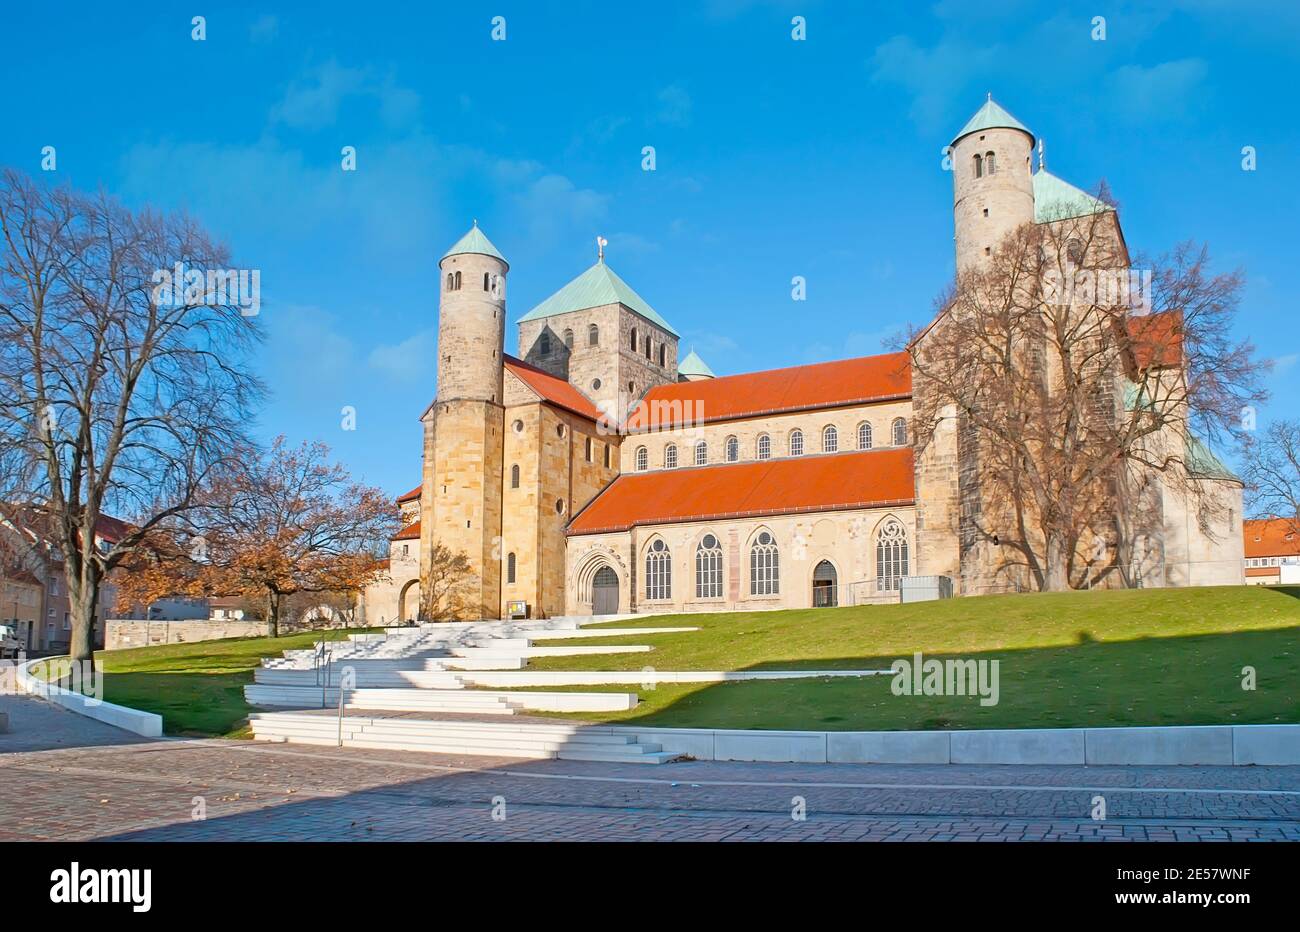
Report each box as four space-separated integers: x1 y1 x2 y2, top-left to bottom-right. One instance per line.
93 586 1299 735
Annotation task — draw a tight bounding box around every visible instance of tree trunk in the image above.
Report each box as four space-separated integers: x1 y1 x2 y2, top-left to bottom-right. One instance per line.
265 590 280 637
66 570 99 663
1042 534 1071 591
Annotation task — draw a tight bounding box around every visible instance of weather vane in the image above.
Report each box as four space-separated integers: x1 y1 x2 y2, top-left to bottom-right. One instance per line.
597 236 608 263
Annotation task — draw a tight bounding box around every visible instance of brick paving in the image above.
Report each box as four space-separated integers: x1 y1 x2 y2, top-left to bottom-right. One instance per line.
3 704 1299 841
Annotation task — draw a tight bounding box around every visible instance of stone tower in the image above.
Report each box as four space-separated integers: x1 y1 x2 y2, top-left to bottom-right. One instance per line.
421 224 508 620
951 96 1035 271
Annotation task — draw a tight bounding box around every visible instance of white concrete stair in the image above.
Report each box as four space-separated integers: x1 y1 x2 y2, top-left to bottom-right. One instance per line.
248 712 681 764
244 683 639 713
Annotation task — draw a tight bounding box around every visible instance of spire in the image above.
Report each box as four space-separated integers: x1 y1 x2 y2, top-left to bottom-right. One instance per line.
441 223 508 268
951 96 1034 147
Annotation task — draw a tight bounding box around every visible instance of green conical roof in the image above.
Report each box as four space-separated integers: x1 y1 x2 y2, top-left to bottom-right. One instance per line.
1033 170 1112 223
678 349 715 377
517 261 679 337
441 223 507 267
951 96 1033 146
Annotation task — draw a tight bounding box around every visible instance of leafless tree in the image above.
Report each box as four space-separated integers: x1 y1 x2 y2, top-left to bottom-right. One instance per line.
1242 419 1300 533
421 542 474 621
0 168 264 660
908 200 1267 591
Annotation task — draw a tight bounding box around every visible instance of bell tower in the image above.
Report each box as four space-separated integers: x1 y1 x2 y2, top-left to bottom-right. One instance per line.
421 223 509 620
951 95 1035 271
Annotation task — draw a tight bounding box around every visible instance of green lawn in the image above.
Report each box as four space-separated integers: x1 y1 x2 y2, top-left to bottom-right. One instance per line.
96 629 375 737
521 586 1300 731
88 587 1300 736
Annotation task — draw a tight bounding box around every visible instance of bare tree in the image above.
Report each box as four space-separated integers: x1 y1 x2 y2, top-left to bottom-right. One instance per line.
0 168 263 660
1242 419 1300 533
909 201 1267 591
421 542 475 621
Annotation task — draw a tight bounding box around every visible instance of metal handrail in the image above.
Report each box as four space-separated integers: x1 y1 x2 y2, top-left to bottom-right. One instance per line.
313 640 333 707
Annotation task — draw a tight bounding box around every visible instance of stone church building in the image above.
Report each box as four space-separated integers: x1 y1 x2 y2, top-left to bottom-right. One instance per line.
364 98 1244 623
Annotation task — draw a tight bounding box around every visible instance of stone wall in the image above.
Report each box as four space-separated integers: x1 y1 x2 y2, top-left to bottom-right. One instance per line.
105 618 272 651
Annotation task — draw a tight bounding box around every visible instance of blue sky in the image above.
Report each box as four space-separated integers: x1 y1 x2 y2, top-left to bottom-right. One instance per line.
3 1 1297 496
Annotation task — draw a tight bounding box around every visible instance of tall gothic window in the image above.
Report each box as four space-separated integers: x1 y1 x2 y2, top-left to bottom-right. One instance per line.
876 520 909 592
510 464 520 488
789 429 804 457
858 422 873 450
757 434 771 460
695 534 723 599
725 436 739 462
892 417 908 446
822 425 837 453
635 446 648 471
645 539 671 600
695 441 708 466
665 444 678 469
749 531 779 596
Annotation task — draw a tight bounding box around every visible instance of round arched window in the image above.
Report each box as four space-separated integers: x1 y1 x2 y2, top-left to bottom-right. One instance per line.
651 539 666 552
702 533 718 549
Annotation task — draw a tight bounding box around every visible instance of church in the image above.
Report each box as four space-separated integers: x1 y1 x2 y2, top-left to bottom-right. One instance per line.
363 98 1245 624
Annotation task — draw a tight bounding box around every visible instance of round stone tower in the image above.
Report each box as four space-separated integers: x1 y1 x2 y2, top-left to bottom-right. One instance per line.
951 96 1035 271
437 222 508 404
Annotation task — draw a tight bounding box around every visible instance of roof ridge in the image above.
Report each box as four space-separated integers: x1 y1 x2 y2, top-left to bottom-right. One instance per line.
645 349 909 394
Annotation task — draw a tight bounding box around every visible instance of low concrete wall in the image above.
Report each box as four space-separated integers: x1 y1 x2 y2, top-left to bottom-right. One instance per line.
106 618 272 651
16 656 163 737
614 723 1300 766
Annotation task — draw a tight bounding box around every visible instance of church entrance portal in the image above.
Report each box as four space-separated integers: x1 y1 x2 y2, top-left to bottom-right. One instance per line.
592 565 619 614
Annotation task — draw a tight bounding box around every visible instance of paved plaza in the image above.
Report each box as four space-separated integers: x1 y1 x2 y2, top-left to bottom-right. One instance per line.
3 695 1299 842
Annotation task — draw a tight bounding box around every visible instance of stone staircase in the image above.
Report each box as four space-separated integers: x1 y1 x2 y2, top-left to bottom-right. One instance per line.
248 711 682 764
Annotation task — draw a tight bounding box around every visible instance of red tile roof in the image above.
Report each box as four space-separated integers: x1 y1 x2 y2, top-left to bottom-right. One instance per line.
1127 310 1183 370
504 355 605 422
396 484 421 503
1244 517 1300 558
624 352 911 432
392 520 421 541
568 447 915 535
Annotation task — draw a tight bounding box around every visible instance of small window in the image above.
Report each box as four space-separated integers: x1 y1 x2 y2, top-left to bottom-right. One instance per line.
628 381 635 394
659 344 666 367
539 332 551 356
822 425 837 453
985 151 996 174
645 337 652 360
453 270 462 290
757 434 771 460
483 272 490 291
630 327 638 352
507 552 516 584
564 328 574 349
1066 238 1084 264
974 154 983 178
584 436 592 461
665 444 678 469
556 499 566 515
588 324 599 346
445 272 454 290
725 436 739 462
789 429 804 457
604 444 611 468
512 419 524 433
635 446 648 471
892 417 908 446
591 378 602 391
510 464 520 488
695 441 708 466
556 424 566 438
857 422 873 450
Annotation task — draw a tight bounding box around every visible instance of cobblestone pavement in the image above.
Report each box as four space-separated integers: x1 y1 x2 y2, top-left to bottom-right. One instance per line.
3 722 1299 841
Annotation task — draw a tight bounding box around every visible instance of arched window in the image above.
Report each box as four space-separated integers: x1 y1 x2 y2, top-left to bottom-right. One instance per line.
453 270 462 290
789 429 804 457
539 332 551 356
876 520 909 592
749 531 779 596
891 417 908 446
506 552 517 584
665 444 678 469
974 154 983 178
695 441 708 466
985 151 996 174
822 425 837 453
564 328 574 349
630 327 638 352
483 272 490 291
858 422 873 450
757 434 771 460
725 436 739 462
645 337 652 360
588 324 599 346
445 272 454 290
695 534 723 599
584 436 592 461
510 464 520 489
658 344 666 367
635 446 648 471
645 539 671 600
